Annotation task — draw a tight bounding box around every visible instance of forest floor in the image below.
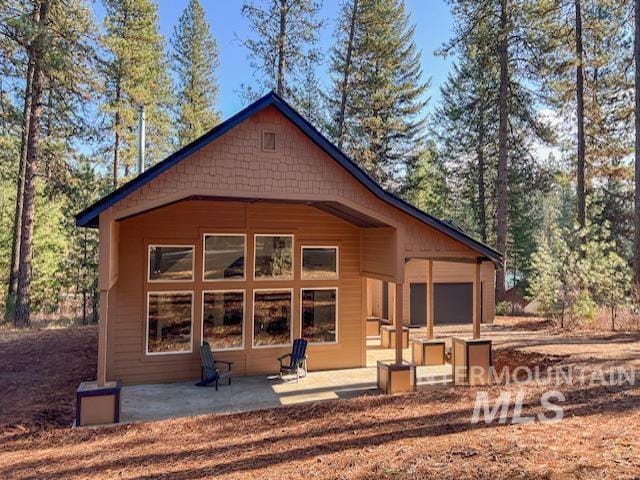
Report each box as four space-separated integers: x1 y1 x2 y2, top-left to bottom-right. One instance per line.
1 318 640 479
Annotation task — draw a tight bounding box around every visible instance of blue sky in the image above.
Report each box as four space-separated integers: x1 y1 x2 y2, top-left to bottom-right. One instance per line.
95 0 455 119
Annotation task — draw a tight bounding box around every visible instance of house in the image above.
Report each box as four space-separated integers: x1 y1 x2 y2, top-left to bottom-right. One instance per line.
74 92 500 425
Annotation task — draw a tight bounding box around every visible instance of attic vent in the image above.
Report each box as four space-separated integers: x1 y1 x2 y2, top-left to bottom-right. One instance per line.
262 131 276 151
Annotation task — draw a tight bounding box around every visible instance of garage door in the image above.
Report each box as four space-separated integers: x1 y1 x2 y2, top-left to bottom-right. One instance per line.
409 282 479 326
434 283 473 325
410 283 427 326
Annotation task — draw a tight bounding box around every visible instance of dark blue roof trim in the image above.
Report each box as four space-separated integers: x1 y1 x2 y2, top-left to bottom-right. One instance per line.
76 91 502 264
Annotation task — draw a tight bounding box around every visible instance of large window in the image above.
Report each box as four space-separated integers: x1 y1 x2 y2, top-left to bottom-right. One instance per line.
253 289 292 347
202 290 244 350
301 246 338 280
203 234 246 281
254 235 293 280
146 292 193 354
301 288 337 344
148 245 194 282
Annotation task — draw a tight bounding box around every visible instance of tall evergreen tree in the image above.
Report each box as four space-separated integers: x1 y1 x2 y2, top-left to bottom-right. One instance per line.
435 34 498 244
634 0 640 283
327 0 429 193
443 0 554 301
326 0 360 149
404 141 449 219
102 0 174 187
240 0 323 103
539 0 633 256
2 1 37 320
172 0 220 146
495 0 509 301
14 0 49 326
575 0 586 234
9 0 97 326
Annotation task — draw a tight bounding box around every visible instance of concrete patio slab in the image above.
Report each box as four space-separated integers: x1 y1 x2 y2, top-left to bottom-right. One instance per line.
120 362 452 424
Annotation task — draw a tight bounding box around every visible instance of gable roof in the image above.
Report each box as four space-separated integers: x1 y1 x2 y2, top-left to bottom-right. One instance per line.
76 91 502 264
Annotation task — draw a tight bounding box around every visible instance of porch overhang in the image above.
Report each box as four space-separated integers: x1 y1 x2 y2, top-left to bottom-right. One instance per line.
95 195 391 229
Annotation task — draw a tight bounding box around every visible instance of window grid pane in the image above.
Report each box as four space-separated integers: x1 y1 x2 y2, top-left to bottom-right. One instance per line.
203 291 244 350
253 290 292 347
302 289 337 343
147 292 192 353
301 247 338 280
254 236 293 279
203 235 245 280
149 246 194 281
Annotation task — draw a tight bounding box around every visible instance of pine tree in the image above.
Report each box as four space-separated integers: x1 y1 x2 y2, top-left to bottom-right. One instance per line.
240 0 323 102
102 0 174 187
2 1 37 321
442 0 555 301
539 0 633 260
62 156 105 324
172 0 220 146
295 61 324 128
13 0 97 326
327 0 429 193
434 42 498 243
15 0 49 327
325 0 360 149
495 0 509 302
633 0 640 283
404 141 449 219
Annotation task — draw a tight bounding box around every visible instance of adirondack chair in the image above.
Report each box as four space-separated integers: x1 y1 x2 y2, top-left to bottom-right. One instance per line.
196 341 233 390
278 339 308 382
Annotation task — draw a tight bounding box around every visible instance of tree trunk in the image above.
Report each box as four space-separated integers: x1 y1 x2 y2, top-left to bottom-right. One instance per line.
477 106 487 243
575 0 586 239
276 0 287 96
336 0 359 150
611 303 615 331
495 0 509 302
82 229 87 325
113 78 121 188
634 0 640 283
15 0 49 327
6 51 35 323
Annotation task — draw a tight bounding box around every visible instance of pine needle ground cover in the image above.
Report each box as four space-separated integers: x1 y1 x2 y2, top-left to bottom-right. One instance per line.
1 319 639 479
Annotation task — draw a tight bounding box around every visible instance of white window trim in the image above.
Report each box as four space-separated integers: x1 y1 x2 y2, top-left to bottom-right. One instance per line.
145 291 194 356
253 234 295 281
201 289 245 351
147 244 195 283
252 288 294 349
300 287 339 345
300 245 339 280
202 233 247 282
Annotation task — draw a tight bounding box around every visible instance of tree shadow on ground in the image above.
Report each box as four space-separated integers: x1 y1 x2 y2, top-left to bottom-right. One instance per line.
4 381 639 480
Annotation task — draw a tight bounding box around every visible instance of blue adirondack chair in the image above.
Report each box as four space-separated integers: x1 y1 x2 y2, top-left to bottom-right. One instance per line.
196 341 233 390
278 338 308 382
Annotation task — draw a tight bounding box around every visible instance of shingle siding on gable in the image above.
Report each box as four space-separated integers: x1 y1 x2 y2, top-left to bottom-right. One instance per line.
111 106 472 262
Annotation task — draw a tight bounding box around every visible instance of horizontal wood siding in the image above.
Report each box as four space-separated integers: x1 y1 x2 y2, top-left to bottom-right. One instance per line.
365 260 495 328
108 201 364 384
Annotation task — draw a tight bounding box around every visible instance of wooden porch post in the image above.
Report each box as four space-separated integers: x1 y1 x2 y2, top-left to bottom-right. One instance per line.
426 259 434 340
97 211 119 387
472 260 481 339
395 282 404 364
